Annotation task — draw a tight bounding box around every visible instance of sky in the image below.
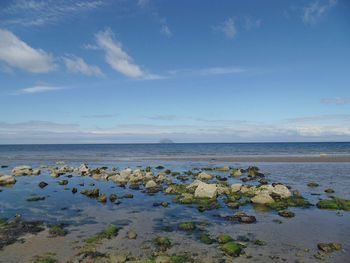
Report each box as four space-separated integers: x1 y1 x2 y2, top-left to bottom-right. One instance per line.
0 0 349 144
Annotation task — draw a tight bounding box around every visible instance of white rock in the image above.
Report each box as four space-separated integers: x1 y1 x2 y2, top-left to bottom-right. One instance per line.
12 166 33 176
231 183 242 193
32 169 41 176
145 180 157 189
186 179 203 190
251 192 275 204
194 182 217 199
197 172 213 180
231 169 242 177
78 163 89 174
272 184 291 198
0 175 16 185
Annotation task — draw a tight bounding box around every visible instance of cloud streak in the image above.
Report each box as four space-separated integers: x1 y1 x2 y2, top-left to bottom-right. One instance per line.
321 97 350 105
16 85 63 94
63 55 103 77
302 0 337 25
95 28 146 78
1 0 105 27
0 28 56 73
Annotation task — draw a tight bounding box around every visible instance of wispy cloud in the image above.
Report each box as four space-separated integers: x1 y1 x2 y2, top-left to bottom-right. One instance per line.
63 55 103 77
243 16 262 30
169 66 247 77
214 15 261 39
137 0 172 38
16 85 63 94
1 117 350 144
1 0 105 27
215 18 237 39
321 97 350 105
95 28 158 79
146 115 177 121
81 113 119 119
0 28 56 73
302 0 337 25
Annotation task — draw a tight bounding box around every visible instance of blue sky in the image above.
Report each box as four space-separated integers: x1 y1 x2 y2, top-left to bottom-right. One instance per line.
0 0 349 143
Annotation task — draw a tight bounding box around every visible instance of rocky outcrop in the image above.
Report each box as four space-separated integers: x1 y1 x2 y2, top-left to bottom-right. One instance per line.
194 181 217 199
0 175 16 185
251 192 274 204
11 166 35 176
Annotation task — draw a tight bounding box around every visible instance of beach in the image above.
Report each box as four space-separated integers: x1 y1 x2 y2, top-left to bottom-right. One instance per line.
0 143 349 263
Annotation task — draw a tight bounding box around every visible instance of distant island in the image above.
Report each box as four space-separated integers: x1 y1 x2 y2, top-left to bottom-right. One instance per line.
158 138 174 144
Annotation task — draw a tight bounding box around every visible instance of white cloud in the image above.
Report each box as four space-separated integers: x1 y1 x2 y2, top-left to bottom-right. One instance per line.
63 55 103 77
16 85 63 94
302 0 337 25
160 24 172 37
1 115 350 144
0 28 56 73
321 97 350 105
169 66 247 77
216 18 237 39
244 16 261 30
137 0 150 8
2 0 105 27
95 28 146 78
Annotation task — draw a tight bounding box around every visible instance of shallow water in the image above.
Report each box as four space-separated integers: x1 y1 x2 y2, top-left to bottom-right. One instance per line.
0 144 350 262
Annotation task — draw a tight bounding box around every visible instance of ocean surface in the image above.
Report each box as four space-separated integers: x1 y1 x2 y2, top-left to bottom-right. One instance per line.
0 142 349 162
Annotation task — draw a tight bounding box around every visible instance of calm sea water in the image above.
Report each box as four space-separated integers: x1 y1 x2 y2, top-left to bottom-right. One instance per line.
0 142 349 162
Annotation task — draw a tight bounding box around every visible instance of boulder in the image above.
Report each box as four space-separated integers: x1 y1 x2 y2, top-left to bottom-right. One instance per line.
145 180 157 189
197 172 213 180
272 184 291 198
231 169 242 177
0 175 16 185
78 163 89 175
11 166 33 176
231 183 242 193
194 182 217 199
251 192 274 205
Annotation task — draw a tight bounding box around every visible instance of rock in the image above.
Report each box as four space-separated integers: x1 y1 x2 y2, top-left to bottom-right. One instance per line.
11 166 33 176
155 255 171 263
97 194 107 203
72 187 77 193
217 234 233 244
80 188 99 198
38 181 48 188
0 175 16 186
127 229 137 239
58 180 68 185
325 188 335 193
153 236 171 251
197 172 213 180
178 221 196 231
27 196 45 202
251 192 275 205
216 166 230 172
194 182 217 199
278 210 295 218
231 183 242 193
272 184 291 198
317 198 350 211
32 169 41 175
307 182 319 188
238 215 256 224
145 180 157 189
109 194 118 202
110 253 127 263
231 169 242 177
317 242 342 253
78 163 89 175
221 241 242 257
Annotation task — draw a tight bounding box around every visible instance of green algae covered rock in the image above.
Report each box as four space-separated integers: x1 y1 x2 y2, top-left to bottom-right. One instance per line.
153 236 172 251
221 241 242 257
316 198 350 211
178 221 196 231
217 234 233 244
